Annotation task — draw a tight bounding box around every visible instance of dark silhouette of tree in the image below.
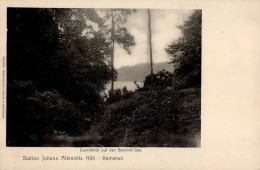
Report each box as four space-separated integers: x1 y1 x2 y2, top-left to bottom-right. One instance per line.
165 10 201 89
7 8 114 146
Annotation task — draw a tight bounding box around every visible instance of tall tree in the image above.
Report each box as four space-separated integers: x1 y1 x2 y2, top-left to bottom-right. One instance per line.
165 10 201 89
147 9 154 89
101 9 136 94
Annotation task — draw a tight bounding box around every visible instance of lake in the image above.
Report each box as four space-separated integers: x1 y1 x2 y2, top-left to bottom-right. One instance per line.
104 81 143 95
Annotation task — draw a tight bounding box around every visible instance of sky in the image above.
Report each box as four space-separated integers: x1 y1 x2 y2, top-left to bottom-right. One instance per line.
113 9 193 69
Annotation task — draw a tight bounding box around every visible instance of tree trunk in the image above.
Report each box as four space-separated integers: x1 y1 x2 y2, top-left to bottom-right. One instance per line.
111 10 115 94
147 9 153 89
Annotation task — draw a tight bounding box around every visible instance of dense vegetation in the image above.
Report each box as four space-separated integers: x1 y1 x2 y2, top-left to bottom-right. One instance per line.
7 8 115 146
93 72 200 147
165 10 201 89
7 9 201 147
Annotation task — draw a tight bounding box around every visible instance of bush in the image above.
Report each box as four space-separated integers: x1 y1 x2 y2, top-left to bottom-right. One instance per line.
107 86 133 103
143 70 174 88
7 80 91 146
26 90 89 136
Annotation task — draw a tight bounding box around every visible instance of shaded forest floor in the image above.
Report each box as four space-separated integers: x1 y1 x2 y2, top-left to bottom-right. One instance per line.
40 86 201 147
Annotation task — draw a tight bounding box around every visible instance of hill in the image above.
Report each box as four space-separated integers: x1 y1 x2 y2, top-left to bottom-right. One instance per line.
40 87 201 147
91 87 201 147
116 62 174 82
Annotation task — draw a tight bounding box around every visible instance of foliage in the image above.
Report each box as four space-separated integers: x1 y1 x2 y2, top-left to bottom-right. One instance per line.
7 8 113 146
165 10 201 89
102 9 136 54
26 90 88 135
7 8 201 147
7 80 89 146
122 86 128 94
92 87 201 147
108 88 123 98
143 69 174 88
107 86 133 103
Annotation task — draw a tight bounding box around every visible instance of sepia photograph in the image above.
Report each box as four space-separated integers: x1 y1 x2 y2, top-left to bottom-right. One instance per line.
6 8 201 147
1 0 260 169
